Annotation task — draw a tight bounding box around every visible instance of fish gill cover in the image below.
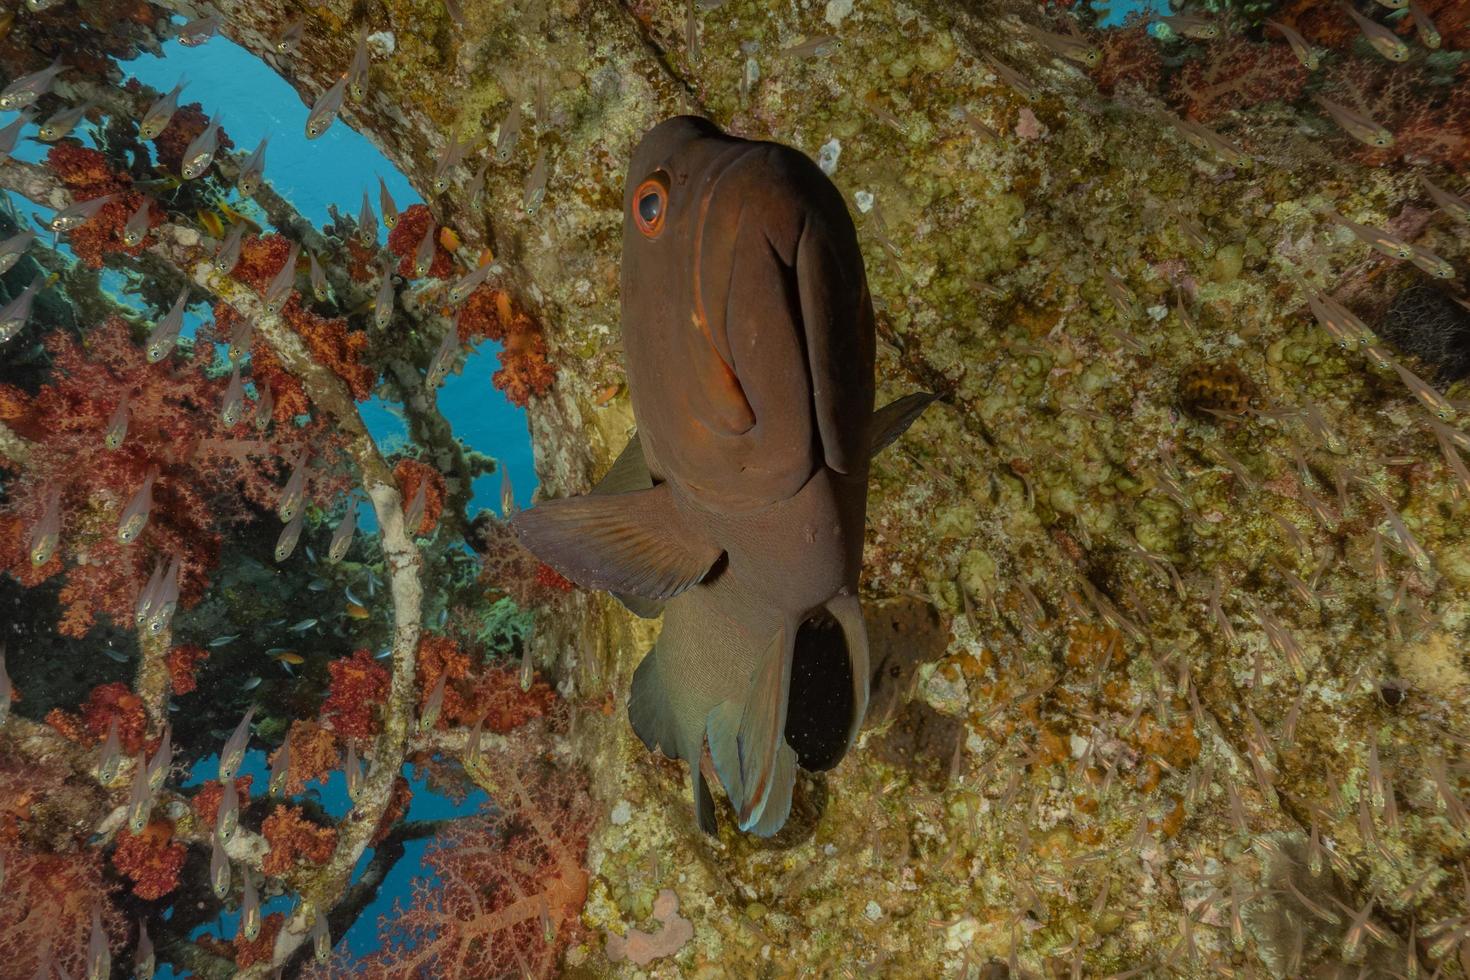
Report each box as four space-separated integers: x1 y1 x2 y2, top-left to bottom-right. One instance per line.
0 0 1468 977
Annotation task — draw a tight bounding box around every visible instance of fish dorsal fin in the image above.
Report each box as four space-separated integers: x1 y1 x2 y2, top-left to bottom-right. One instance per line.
706 625 798 836
591 431 653 496
589 433 668 618
870 391 940 457
510 482 721 600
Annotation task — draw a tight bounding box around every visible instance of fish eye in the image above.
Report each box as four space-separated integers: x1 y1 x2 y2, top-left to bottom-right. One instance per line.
633 171 669 238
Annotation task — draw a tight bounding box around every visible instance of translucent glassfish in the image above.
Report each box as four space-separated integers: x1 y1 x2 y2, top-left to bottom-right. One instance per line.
522 145 549 214
308 249 330 301
327 497 357 563
145 287 190 362
134 558 166 627
278 453 308 522
1323 209 1412 260
177 10 222 46
145 556 181 634
1022 24 1099 67
138 77 186 140
218 706 255 782
377 174 398 229
0 111 32 162
261 241 300 315
28 483 61 566
180 113 223 179
126 750 151 833
413 217 437 276
374 259 396 328
420 674 446 731
426 316 459 389
275 508 304 562
1407 242 1455 280
0 228 34 276
1341 2 1409 61
447 259 496 305
0 274 43 345
500 467 516 517
1408 0 1441 48
357 190 377 246
268 735 290 795
495 102 522 163
306 75 348 139
1156 13 1219 39
117 465 159 544
345 739 364 799
146 723 171 793
347 26 371 101
210 829 231 899
97 717 122 783
274 17 304 54
311 912 331 962
221 363 245 426
121 198 152 247
255 384 274 431
86 905 110 980
236 136 268 196
241 870 261 941
1419 174 1469 223
1312 94 1393 148
37 101 91 142
216 776 239 843
213 220 245 274
39 193 116 236
134 920 154 980
0 56 66 111
403 480 427 534
227 313 254 362
1265 19 1319 69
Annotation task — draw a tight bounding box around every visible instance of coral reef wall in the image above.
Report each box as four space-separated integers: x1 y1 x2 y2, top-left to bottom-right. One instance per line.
2 0 1469 974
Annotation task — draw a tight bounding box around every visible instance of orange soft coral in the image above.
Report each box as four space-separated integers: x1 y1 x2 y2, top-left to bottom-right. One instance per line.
393 459 446 536
234 912 283 968
321 649 390 739
493 328 555 408
112 819 187 900
165 644 209 695
270 719 339 795
261 805 336 876
192 775 252 828
284 297 376 400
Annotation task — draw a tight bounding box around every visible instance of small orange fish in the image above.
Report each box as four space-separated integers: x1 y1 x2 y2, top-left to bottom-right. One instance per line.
344 602 370 620
439 226 462 253
197 209 225 240
594 383 622 406
272 650 305 665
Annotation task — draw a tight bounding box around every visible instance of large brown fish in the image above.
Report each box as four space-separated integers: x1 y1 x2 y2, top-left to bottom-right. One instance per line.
512 116 933 836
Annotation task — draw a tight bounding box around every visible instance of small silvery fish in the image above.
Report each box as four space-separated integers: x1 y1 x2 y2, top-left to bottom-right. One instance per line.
41 193 117 234
306 75 348 139
147 557 181 634
208 634 240 647
24 0 66 13
1391 359 1457 421
1341 2 1409 61
222 363 245 426
447 260 495 305
178 10 222 46
1155 14 1219 39
0 56 66 111
87 905 110 980
210 830 230 899
1306 288 1374 350
278 453 309 522
1323 208 1412 260
309 250 330 301
327 499 356 562
780 33 841 58
1266 19 1320 69
256 384 274 430
288 617 317 631
118 466 159 544
496 103 522 163
126 750 151 832
216 777 239 842
0 111 34 161
104 393 130 450
214 221 245 274
348 26 371 101
268 737 290 795
275 17 305 54
345 740 364 797
241 871 261 941
37 101 91 142
134 559 166 627
0 275 43 345
311 912 331 963
104 646 130 663
180 112 223 179
276 508 304 561
218 706 255 781
97 717 122 783
404 480 427 534
146 287 191 363
358 191 377 246
261 241 300 315
433 136 469 194
138 78 187 140
1420 174 1469 223
241 675 263 690
500 467 517 516
28 484 61 566
378 175 398 229
1023 24 1099 67
413 218 437 277
146 724 171 792
983 54 1037 102
236 136 269 196
374 259 395 328
419 674 446 731
466 156 490 207
0 229 33 276
1408 0 1441 48
426 315 459 388
1407 242 1455 280
522 145 549 214
1312 94 1393 148
122 199 151 247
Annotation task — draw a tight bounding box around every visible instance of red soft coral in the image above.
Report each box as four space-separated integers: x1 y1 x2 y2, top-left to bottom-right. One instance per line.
1172 35 1307 122
387 204 455 279
166 643 209 695
493 328 555 408
152 101 234 175
322 649 391 739
112 818 187 900
46 144 160 268
46 681 147 753
270 719 340 795
393 459 446 536
1093 22 1163 98
192 775 252 828
261 805 337 876
0 844 123 975
234 912 283 968
284 297 376 400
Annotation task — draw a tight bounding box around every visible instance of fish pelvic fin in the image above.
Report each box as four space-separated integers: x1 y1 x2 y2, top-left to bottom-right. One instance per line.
509 482 721 600
870 391 940 457
706 625 798 837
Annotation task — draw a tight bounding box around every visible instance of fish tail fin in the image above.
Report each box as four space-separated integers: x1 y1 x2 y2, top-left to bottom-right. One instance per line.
705 626 798 837
870 391 940 457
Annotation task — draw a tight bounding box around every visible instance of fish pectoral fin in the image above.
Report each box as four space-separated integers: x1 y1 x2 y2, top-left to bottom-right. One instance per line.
870 391 940 457
591 431 654 496
509 482 721 600
706 626 798 836
613 591 666 619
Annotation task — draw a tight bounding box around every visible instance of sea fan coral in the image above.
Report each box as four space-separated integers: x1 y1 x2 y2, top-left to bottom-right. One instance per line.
166 643 209 695
321 649 391 739
387 204 455 279
474 515 573 607
261 805 337 876
393 459 446 536
1377 285 1470 383
112 819 188 900
1172 35 1307 122
0 845 122 976
1092 22 1163 98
